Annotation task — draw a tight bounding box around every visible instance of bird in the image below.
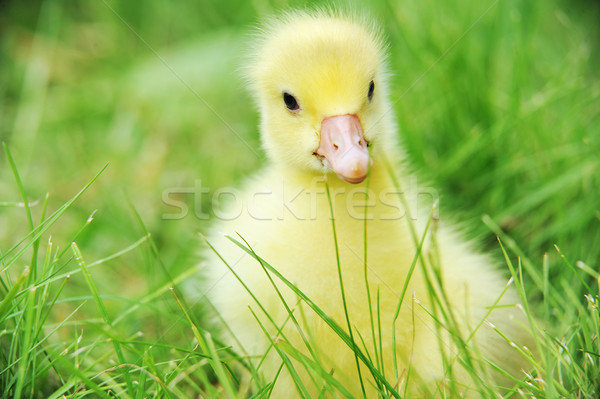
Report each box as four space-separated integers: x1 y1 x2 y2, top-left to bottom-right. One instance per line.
200 9 535 398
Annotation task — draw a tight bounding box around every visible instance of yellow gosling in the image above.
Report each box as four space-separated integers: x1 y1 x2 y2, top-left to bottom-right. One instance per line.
202 10 535 398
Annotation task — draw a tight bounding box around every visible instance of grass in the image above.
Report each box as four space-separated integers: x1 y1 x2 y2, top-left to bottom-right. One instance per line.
0 0 599 397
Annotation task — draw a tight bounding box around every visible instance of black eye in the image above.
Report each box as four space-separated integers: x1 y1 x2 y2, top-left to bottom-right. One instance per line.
283 92 300 111
368 80 375 101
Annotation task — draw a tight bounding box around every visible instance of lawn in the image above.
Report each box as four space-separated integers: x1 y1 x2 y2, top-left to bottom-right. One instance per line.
1 0 599 397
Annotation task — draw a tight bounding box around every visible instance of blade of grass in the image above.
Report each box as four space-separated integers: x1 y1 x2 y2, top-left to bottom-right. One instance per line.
71 241 134 396
324 180 367 398
12 285 36 399
554 244 593 293
497 239 544 359
45 345 113 399
202 231 321 386
1 300 86 377
1 163 109 271
225 235 401 398
0 266 29 321
361 170 382 378
482 215 545 295
55 209 97 260
41 234 149 290
2 143 37 279
391 201 436 380
234 234 327 377
248 306 311 399
170 287 238 398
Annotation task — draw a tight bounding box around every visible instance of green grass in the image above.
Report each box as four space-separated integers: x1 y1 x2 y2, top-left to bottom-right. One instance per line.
1 0 599 397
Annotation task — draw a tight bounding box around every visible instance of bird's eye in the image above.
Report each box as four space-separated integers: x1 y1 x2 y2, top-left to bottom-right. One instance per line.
283 92 300 111
368 80 375 101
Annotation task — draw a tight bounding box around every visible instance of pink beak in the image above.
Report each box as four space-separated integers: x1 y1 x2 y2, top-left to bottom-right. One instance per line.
316 114 371 184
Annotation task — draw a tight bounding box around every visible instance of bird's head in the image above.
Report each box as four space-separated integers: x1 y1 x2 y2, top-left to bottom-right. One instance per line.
247 11 396 183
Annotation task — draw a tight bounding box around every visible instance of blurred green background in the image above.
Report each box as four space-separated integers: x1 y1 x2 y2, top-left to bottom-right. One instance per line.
2 0 598 274
0 0 599 395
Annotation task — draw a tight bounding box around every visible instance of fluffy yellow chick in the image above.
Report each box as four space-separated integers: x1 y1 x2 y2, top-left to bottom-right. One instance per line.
202 10 534 398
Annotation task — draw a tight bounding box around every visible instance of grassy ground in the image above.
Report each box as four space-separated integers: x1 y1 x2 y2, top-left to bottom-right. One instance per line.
1 0 599 397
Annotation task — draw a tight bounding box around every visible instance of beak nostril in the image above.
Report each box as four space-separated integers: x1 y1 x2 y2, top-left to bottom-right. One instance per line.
333 144 339 150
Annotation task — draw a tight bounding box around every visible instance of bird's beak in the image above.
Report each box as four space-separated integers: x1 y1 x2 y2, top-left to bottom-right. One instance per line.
316 114 371 184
